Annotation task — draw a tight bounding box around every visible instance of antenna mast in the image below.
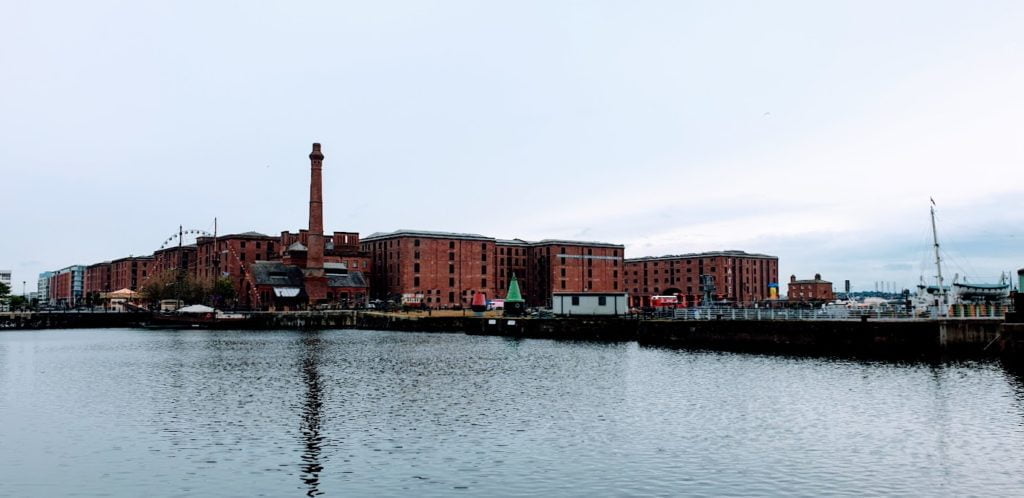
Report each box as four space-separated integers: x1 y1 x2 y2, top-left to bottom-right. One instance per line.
930 200 947 316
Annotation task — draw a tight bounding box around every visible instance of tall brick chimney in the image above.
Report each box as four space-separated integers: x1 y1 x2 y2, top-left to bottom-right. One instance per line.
307 143 325 273
304 143 328 302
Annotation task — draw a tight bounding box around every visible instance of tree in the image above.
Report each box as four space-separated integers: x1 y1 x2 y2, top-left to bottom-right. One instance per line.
9 295 28 310
0 282 9 298
209 277 237 308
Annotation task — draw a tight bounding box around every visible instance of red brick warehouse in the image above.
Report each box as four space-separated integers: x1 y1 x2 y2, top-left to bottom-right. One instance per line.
624 251 779 308
361 230 624 308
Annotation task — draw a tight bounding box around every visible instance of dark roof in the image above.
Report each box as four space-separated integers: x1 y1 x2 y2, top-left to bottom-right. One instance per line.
328 270 367 289
625 250 777 262
110 255 155 263
531 239 624 249
363 230 622 248
363 229 494 242
226 231 274 239
250 261 305 287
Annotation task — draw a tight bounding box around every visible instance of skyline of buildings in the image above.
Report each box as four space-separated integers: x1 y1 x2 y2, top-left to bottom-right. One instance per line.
27 142 796 309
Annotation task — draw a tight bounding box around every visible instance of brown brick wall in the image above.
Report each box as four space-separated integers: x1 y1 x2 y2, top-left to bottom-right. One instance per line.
364 234 625 308
110 257 154 291
625 253 779 307
84 263 112 295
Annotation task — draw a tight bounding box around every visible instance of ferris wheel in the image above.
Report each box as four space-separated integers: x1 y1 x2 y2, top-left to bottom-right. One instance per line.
159 226 213 249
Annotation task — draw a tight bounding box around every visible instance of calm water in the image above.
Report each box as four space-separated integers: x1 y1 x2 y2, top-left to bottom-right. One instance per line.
2 329 1024 496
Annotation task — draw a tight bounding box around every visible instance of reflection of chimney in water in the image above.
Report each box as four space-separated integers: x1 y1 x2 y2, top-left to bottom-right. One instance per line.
307 143 325 277
300 336 325 497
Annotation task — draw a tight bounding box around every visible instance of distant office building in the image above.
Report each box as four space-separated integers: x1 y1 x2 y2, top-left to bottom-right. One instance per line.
624 251 779 308
49 265 86 308
0 269 10 311
361 230 624 308
788 273 834 302
38 271 54 306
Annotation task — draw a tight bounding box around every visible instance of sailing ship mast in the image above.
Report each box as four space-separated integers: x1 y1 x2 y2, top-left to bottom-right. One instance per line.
930 198 948 316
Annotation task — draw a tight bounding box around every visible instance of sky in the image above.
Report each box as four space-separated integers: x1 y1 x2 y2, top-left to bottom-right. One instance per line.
2 0 1022 295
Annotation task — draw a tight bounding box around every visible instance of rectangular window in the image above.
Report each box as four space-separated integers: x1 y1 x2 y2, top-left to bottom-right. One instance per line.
414 263 420 273
561 280 566 289
481 278 487 287
613 281 619 290
482 253 487 262
598 296 607 306
449 291 455 302
414 239 420 247
482 265 487 274
571 296 580 305
560 268 566 277
449 277 455 287
256 241 261 249
414 251 420 259
449 253 455 261
449 264 455 274
414 276 420 287
449 241 455 249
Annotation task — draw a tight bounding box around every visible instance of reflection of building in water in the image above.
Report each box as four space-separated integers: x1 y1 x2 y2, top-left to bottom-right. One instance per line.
300 336 325 497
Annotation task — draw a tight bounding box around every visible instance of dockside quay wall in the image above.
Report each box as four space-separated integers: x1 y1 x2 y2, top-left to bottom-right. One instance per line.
0 312 151 329
1 311 1008 359
637 319 944 357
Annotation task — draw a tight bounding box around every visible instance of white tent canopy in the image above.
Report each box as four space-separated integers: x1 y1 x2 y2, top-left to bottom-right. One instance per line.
176 304 216 314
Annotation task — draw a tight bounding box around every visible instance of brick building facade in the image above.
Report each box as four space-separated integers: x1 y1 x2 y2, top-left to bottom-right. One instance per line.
624 251 779 308
49 265 85 308
280 230 370 276
109 256 154 291
152 245 197 278
361 230 625 308
84 262 112 296
194 232 279 306
787 274 834 302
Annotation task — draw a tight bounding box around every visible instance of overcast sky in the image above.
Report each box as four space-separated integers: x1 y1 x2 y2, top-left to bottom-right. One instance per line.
3 0 1022 295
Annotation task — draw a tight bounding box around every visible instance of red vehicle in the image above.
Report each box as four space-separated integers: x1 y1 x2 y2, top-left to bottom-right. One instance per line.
651 295 684 308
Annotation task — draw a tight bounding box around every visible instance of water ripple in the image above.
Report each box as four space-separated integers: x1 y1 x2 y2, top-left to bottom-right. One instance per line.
2 329 1024 496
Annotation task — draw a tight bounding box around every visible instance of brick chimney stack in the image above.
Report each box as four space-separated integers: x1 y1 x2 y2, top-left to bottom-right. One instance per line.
304 143 328 302
307 143 325 275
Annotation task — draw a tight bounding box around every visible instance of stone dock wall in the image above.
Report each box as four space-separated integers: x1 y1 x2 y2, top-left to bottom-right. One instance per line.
1 311 1007 358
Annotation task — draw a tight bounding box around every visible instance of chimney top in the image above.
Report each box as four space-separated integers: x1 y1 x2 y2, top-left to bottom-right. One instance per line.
309 142 324 160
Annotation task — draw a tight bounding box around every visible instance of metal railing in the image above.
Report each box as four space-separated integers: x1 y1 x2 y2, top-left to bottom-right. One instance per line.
664 306 1011 321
